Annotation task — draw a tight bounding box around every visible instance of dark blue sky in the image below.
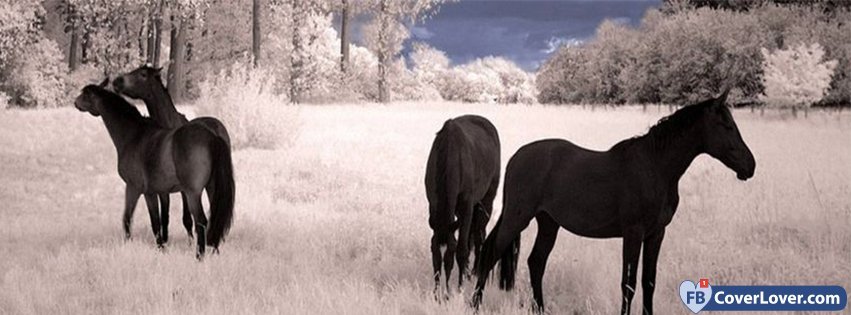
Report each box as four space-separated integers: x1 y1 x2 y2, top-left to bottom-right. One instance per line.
405 0 661 70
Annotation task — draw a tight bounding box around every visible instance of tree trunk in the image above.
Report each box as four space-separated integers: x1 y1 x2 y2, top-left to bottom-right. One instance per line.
147 0 164 66
377 0 390 103
340 0 350 73
290 0 304 103
138 19 146 59
168 15 187 102
184 21 195 99
69 22 79 71
146 13 155 64
153 0 164 66
81 28 90 64
252 0 261 68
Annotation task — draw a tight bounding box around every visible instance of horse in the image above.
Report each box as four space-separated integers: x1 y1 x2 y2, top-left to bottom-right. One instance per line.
425 115 500 298
113 65 232 242
472 91 756 314
74 79 235 258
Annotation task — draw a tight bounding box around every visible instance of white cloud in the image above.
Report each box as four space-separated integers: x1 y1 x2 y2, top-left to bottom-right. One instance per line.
542 36 583 54
410 26 435 40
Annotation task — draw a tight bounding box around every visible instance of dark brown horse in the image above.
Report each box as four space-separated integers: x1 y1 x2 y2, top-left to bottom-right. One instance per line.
74 79 235 258
425 115 500 298
113 65 231 242
472 92 756 314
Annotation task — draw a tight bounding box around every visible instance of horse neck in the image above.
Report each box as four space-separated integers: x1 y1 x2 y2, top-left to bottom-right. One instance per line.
144 83 185 128
99 104 146 153
645 127 704 182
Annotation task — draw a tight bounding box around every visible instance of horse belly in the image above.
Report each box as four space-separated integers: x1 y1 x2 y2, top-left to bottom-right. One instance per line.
144 141 181 193
556 206 623 238
548 184 624 239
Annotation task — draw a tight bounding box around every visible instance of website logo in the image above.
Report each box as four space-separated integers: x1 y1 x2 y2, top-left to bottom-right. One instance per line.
680 279 847 313
680 278 713 313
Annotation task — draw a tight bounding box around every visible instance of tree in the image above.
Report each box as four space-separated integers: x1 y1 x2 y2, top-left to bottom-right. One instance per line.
252 0 261 67
165 0 208 102
338 0 350 73
363 0 452 103
146 0 164 66
761 43 837 112
1 1 67 108
410 42 449 89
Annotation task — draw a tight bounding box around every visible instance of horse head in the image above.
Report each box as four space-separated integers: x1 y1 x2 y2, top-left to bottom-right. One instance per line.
700 90 756 181
113 65 163 100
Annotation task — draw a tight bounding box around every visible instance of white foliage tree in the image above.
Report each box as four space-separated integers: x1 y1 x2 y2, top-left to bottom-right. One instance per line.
363 0 451 103
441 56 536 104
761 43 837 109
0 1 67 108
410 42 449 91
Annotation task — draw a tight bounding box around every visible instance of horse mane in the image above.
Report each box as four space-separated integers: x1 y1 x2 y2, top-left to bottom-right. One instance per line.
83 84 147 123
641 99 715 147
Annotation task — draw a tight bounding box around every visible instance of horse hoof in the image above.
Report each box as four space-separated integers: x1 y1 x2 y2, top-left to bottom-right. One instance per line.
470 291 483 309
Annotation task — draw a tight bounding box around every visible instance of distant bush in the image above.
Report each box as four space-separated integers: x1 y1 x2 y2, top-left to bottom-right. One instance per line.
761 43 837 109
435 56 536 104
0 2 68 108
196 64 300 150
64 64 104 100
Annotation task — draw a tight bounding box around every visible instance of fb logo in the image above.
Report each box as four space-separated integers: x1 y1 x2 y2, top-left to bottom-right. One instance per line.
680 278 713 313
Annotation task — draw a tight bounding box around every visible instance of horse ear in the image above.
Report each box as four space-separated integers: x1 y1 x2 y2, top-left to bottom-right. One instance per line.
99 77 110 88
716 88 731 106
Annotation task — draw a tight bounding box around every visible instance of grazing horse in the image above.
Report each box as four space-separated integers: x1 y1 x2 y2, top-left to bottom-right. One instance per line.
472 92 756 314
113 65 232 242
74 79 235 258
425 115 500 298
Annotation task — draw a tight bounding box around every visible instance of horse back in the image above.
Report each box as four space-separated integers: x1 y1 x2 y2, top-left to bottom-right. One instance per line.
452 115 501 189
117 127 181 193
503 139 628 237
425 115 500 229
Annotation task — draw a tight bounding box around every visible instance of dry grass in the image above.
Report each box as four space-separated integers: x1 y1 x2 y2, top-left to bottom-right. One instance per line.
0 104 849 314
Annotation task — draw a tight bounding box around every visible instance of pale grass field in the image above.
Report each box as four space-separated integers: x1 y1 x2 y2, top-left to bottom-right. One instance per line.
0 103 849 314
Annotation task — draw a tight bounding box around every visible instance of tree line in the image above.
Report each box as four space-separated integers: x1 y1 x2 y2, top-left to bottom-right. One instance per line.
537 2 851 108
1 0 453 107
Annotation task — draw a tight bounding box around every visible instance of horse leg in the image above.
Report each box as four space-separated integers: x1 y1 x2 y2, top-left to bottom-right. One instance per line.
621 228 644 315
431 234 442 300
184 192 207 259
181 193 194 239
456 200 475 288
474 182 497 263
471 203 486 263
443 234 457 297
143 194 164 247
529 212 559 313
205 179 217 253
159 193 170 244
123 186 141 240
472 210 533 308
641 228 666 315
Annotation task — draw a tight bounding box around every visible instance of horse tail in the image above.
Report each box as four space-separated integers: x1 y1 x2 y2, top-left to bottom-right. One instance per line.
473 217 500 277
206 135 235 249
429 119 460 230
473 216 521 291
498 226 521 291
